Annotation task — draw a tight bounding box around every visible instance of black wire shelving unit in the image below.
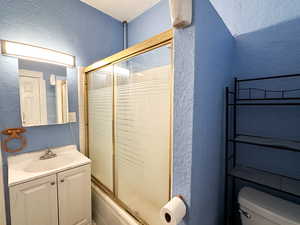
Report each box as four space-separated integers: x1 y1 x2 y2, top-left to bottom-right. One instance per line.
224 74 300 225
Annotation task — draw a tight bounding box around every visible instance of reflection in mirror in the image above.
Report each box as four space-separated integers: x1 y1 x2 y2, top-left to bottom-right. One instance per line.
18 59 69 127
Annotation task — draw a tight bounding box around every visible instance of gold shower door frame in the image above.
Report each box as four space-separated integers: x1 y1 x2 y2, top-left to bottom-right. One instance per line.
84 29 173 225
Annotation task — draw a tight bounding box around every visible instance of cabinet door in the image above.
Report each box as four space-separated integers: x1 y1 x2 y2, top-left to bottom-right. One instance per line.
58 165 91 225
10 175 58 225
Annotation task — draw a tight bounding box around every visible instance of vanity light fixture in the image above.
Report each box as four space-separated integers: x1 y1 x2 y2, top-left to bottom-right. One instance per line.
1 40 75 67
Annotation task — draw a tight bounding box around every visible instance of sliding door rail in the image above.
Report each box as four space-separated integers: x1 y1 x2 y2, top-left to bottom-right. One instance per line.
84 29 173 73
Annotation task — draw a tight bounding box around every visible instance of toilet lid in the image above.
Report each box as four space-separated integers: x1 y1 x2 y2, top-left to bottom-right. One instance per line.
239 187 300 225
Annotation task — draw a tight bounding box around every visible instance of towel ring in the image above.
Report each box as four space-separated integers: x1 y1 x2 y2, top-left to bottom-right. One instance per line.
1 128 27 153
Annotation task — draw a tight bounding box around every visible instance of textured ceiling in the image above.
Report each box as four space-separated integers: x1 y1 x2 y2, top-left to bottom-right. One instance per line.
80 0 161 22
210 0 300 36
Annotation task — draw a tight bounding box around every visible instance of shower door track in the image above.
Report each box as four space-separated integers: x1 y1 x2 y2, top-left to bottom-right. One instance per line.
85 29 173 73
84 29 174 225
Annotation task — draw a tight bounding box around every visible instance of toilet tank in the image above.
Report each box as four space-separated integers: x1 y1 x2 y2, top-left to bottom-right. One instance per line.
238 187 300 225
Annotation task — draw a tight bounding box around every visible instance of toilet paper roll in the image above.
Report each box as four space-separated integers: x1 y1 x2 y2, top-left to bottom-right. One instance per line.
160 196 187 225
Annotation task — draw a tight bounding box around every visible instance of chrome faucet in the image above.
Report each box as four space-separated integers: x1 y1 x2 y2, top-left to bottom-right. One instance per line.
40 147 57 160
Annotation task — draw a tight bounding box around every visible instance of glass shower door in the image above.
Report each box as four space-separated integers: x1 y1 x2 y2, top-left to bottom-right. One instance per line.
87 42 172 224
88 66 114 191
114 45 172 225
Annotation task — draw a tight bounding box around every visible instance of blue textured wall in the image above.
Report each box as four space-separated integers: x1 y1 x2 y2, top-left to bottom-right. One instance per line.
0 1 123 223
211 0 300 181
210 0 300 36
190 0 234 224
208 0 300 74
173 26 196 225
127 2 194 224
209 0 300 76
128 0 171 46
0 0 123 154
235 19 300 76
211 0 300 214
234 13 300 204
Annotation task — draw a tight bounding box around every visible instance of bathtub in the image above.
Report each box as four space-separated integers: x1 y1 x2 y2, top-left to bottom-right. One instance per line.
92 183 140 225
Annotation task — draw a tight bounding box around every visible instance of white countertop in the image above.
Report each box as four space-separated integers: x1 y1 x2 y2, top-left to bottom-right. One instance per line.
8 145 91 187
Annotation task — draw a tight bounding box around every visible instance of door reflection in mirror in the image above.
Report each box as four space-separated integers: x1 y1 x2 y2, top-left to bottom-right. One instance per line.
18 59 69 127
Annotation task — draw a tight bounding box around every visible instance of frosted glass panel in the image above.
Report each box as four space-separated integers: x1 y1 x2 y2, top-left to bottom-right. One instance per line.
115 46 171 225
88 67 113 191
87 45 172 224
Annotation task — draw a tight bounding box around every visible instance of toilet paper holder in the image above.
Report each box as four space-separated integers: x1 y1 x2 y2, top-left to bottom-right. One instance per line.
160 195 187 225
164 195 185 220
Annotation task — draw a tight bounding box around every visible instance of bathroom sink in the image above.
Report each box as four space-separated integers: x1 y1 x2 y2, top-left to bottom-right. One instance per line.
24 155 75 173
8 145 91 186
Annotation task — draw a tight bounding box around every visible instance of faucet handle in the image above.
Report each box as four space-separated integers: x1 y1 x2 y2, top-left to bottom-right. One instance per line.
40 147 57 160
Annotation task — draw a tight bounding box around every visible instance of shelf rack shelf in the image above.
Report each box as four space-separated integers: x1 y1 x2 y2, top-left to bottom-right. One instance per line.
224 74 300 225
230 134 300 152
230 166 300 197
237 97 300 101
229 102 300 106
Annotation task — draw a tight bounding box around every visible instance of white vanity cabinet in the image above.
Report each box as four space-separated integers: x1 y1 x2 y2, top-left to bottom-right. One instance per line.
10 164 91 225
10 174 59 225
58 165 91 225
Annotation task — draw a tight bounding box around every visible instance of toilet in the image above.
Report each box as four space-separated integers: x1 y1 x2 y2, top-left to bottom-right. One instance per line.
238 187 300 225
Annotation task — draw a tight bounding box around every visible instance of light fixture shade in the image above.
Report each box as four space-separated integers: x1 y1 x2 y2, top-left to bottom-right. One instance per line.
1 40 75 67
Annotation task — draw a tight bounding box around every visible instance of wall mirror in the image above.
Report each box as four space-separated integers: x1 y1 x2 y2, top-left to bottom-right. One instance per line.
18 59 69 127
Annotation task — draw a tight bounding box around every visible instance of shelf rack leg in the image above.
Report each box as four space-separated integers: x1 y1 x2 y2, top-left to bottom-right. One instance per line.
224 87 229 225
231 78 238 224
